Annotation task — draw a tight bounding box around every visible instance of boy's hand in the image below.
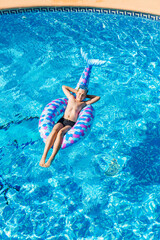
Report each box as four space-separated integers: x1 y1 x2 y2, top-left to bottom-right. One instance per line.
85 95 100 105
62 85 77 98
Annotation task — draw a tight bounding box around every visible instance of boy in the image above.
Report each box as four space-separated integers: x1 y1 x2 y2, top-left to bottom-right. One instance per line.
39 85 100 167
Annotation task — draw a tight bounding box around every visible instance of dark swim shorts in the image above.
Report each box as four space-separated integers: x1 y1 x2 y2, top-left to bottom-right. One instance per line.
57 117 76 127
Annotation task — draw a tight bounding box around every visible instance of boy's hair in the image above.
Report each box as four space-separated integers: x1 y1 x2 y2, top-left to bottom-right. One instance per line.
78 85 88 93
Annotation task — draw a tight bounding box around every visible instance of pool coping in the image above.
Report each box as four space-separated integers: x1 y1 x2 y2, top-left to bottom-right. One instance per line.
0 0 160 16
0 6 160 21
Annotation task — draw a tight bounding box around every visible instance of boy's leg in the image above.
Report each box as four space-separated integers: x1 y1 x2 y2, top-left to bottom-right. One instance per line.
44 125 71 168
39 123 64 166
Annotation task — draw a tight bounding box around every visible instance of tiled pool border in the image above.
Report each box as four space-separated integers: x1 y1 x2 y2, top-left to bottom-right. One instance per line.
0 6 160 21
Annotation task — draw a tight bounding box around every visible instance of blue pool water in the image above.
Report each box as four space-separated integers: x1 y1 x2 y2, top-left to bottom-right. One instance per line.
0 10 160 239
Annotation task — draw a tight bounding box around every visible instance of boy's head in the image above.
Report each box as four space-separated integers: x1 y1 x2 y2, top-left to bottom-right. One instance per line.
76 85 88 102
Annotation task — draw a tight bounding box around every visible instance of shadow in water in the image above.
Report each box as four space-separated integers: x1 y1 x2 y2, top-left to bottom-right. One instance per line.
124 121 160 186
0 175 20 205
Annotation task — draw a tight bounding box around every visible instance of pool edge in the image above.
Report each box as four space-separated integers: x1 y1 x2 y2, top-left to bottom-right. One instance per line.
0 0 160 16
0 6 160 21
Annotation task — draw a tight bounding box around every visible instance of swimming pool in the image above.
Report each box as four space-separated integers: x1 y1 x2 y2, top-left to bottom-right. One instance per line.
0 8 160 239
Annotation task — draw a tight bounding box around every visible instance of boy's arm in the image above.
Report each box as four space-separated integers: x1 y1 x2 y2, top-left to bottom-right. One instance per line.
85 94 100 105
62 85 77 98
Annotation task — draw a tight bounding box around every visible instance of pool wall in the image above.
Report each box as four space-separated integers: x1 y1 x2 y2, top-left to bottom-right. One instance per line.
0 0 160 16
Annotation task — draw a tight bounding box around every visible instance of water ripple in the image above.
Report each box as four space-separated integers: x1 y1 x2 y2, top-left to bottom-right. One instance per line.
0 11 160 239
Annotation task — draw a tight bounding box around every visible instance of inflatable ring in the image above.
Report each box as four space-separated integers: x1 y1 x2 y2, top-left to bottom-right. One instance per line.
38 97 95 149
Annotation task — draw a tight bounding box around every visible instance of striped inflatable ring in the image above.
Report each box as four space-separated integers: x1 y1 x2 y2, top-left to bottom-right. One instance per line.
38 97 95 149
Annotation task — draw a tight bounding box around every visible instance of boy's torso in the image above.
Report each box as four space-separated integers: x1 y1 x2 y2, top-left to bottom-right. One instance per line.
63 96 86 122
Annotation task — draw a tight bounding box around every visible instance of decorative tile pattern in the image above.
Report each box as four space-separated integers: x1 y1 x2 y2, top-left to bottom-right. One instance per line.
0 6 160 21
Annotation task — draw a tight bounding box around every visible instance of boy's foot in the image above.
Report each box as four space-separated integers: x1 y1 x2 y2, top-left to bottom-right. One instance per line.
39 157 45 167
44 156 55 167
44 160 52 168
